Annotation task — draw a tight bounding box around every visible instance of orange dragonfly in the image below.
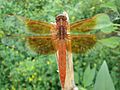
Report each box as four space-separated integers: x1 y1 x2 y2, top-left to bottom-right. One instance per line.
2 12 112 88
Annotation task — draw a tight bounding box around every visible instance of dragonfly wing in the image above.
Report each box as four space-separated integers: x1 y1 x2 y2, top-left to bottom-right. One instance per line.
70 14 112 33
26 36 56 54
71 35 97 53
6 15 53 35
26 19 53 35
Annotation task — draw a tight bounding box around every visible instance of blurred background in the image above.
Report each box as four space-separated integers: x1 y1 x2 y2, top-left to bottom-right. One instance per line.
0 0 120 90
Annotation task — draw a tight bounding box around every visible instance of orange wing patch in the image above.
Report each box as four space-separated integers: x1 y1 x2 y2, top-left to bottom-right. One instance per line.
70 14 111 33
71 35 96 53
70 18 96 33
26 36 56 54
25 19 52 35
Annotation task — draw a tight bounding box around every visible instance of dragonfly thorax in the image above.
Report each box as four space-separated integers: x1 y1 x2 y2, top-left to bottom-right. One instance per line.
56 15 68 39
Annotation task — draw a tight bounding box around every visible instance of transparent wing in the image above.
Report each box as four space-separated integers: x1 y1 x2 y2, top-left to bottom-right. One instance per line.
5 14 53 35
70 14 112 33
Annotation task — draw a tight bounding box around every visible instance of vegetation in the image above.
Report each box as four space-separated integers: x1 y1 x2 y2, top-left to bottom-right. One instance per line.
0 0 120 90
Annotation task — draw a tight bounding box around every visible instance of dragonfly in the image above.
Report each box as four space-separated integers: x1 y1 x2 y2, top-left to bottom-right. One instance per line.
2 12 113 88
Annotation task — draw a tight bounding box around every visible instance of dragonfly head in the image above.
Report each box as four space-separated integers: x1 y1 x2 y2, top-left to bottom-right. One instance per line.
56 14 68 27
56 14 67 22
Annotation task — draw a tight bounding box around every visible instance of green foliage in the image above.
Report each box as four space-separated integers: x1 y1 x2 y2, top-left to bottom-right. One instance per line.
83 65 96 87
0 0 120 90
100 0 118 12
99 37 120 48
94 14 113 29
94 61 115 90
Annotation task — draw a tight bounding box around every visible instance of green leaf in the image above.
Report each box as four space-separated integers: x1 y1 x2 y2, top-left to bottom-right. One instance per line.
0 30 4 38
94 14 113 29
115 0 120 12
100 26 116 34
100 1 118 12
98 37 120 48
94 61 115 90
83 65 96 87
78 86 87 90
74 71 79 84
